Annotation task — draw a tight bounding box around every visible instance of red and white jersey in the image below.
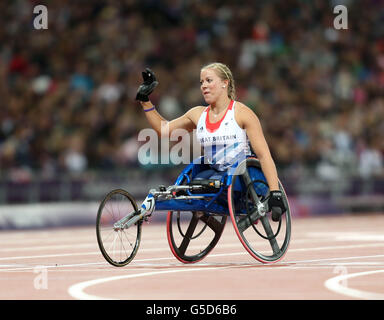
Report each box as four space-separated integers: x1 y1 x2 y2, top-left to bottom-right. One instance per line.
196 100 251 171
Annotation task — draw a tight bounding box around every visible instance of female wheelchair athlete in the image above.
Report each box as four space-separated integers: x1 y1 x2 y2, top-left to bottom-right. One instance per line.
96 156 291 267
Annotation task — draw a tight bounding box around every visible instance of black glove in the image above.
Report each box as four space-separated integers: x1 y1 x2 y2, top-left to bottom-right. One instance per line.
268 190 286 222
135 68 159 102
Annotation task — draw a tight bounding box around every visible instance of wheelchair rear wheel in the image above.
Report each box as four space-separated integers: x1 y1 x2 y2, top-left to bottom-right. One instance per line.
96 189 142 267
228 158 291 263
167 211 227 263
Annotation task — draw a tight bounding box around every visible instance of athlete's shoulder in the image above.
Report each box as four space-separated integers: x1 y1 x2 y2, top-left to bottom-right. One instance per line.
185 106 207 124
234 101 254 113
234 101 258 117
233 101 259 128
188 105 207 113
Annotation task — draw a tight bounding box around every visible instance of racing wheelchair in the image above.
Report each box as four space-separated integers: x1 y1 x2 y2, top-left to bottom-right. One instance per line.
96 156 291 267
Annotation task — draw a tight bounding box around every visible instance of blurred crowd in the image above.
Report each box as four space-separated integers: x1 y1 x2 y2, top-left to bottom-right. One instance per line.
0 0 383 182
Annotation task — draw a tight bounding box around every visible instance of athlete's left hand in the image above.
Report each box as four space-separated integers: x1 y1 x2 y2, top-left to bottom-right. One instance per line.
135 68 159 102
268 190 286 222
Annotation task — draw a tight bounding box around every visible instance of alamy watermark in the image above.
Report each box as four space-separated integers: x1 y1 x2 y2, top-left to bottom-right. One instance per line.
33 266 48 290
137 124 247 175
333 265 349 287
33 5 48 30
333 5 348 30
32 4 348 31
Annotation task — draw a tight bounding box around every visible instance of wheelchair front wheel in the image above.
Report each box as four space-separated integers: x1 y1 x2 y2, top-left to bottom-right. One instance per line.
96 189 142 267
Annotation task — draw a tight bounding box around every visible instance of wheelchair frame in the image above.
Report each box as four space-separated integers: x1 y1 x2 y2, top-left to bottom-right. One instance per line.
96 157 292 267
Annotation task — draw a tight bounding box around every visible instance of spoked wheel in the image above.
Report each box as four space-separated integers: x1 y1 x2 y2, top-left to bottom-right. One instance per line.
96 189 142 267
167 210 227 263
228 158 291 263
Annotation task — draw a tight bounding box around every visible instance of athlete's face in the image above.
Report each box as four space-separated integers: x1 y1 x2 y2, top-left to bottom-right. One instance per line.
200 68 227 104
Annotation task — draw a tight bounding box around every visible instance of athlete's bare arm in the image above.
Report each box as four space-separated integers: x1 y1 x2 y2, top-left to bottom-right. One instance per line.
234 103 280 191
140 101 205 137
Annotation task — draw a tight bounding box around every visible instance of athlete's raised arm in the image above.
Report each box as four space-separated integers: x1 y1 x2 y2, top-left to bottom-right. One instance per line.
135 68 204 137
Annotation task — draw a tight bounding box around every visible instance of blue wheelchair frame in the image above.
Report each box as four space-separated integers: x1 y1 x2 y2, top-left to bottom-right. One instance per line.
154 156 269 216
96 155 290 267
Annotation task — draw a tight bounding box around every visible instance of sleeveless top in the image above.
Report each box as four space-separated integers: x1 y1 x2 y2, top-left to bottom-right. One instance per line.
195 100 251 172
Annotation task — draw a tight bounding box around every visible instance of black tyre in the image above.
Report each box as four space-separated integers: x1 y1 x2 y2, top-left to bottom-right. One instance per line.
228 158 291 263
167 210 227 263
96 189 142 267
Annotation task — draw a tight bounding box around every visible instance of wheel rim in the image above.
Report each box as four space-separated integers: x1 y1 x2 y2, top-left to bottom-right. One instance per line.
96 189 142 267
229 158 291 263
167 210 226 263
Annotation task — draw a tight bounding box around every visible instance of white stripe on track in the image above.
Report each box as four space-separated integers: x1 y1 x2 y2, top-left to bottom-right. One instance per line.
68 266 233 300
324 269 384 300
2 253 384 272
68 254 384 300
2 242 384 262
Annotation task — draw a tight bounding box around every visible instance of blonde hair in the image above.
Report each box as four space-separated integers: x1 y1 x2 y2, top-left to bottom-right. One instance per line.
201 62 236 100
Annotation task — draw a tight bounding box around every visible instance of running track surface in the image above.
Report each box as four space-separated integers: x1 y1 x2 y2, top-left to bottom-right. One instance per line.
0 213 383 300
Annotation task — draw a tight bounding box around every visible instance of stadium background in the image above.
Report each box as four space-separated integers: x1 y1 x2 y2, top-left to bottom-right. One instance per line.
0 0 383 228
